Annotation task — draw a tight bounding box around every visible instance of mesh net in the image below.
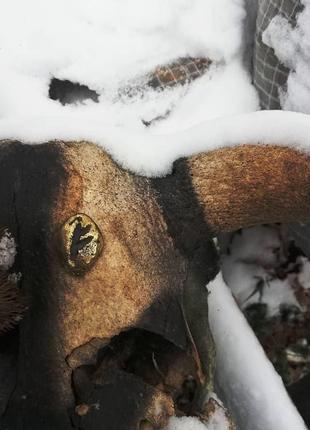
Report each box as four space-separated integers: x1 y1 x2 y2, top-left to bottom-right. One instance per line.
253 0 303 109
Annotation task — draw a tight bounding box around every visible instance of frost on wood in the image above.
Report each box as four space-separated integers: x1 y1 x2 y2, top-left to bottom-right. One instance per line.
0 229 16 271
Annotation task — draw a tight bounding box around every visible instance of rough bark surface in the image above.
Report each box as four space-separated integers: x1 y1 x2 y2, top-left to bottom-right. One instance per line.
185 145 310 233
2 141 308 428
0 140 218 429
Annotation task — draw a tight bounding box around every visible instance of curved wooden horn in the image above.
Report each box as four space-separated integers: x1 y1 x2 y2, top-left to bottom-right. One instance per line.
184 144 310 234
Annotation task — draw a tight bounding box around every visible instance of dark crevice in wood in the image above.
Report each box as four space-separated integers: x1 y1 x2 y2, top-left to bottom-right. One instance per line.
151 158 219 286
70 328 199 429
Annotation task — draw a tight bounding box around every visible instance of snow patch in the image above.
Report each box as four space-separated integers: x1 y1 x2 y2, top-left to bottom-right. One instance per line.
221 226 300 316
208 273 307 430
168 417 208 430
1 110 310 177
0 0 258 131
168 413 230 430
263 0 310 112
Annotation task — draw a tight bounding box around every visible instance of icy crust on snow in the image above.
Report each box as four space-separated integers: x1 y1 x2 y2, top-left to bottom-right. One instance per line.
208 273 307 430
263 0 310 113
0 0 258 130
1 110 310 176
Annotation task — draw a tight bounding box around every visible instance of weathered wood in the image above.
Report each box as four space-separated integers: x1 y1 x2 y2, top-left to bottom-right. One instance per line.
184 145 310 233
2 140 309 428
0 140 218 429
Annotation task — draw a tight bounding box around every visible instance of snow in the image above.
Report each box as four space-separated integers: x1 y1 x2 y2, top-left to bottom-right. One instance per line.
208 272 307 430
168 417 208 430
153 60 257 133
298 257 310 289
263 0 310 113
0 0 258 132
221 226 300 316
0 1 309 429
6 0 310 180
167 395 233 430
0 230 16 271
1 110 310 176
167 411 229 430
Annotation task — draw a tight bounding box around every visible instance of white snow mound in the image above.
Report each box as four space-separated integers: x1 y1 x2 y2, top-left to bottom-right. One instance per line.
1 110 310 176
0 0 258 131
208 273 307 430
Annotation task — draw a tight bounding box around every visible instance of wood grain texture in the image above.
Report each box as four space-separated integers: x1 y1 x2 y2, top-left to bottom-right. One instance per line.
0 141 198 429
2 140 309 428
184 145 310 233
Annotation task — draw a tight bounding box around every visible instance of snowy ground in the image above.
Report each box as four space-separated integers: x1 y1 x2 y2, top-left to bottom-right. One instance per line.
1 0 310 429
0 0 258 133
221 226 301 318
